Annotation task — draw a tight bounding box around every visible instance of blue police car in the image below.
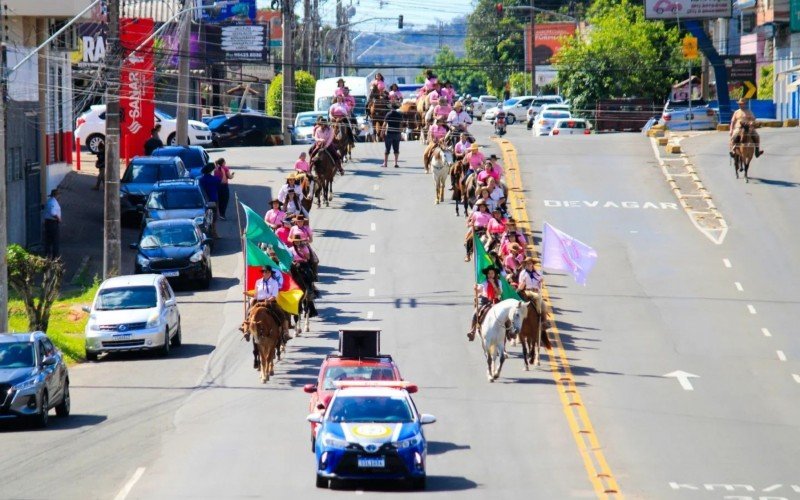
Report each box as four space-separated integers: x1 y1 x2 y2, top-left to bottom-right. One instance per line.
307 381 436 490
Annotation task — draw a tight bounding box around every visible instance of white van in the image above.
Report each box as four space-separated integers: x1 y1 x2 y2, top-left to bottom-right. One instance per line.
314 76 371 140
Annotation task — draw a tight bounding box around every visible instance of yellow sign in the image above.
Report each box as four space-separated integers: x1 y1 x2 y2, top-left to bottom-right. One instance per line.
352 424 392 439
743 80 757 99
682 36 698 59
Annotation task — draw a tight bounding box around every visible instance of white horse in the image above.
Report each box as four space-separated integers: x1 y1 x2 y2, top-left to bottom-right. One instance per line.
431 147 450 204
479 299 530 382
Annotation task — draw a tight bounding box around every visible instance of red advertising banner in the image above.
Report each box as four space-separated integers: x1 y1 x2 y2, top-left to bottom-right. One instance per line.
525 22 577 70
120 18 155 158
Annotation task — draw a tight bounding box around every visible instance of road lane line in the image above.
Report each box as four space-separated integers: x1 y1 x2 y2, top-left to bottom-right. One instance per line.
369 244 375 253
370 222 376 231
373 184 380 191
792 374 800 384
723 258 732 268
369 267 376 275
762 328 772 337
495 138 623 499
366 311 373 320
114 467 146 500
368 288 375 297
777 350 787 362
734 282 743 291
747 304 757 315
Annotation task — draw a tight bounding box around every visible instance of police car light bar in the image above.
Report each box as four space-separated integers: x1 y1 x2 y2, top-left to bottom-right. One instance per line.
334 381 418 393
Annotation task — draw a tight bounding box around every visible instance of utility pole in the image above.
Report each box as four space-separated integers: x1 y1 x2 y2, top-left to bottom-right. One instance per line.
176 1 190 145
336 0 343 74
281 0 294 145
530 0 536 95
104 0 122 278
0 3 8 332
310 0 320 77
302 0 311 71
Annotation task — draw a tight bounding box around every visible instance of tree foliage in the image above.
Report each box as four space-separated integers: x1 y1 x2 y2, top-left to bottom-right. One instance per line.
758 64 774 100
466 0 527 91
7 244 64 332
267 70 316 116
418 47 488 96
554 0 684 113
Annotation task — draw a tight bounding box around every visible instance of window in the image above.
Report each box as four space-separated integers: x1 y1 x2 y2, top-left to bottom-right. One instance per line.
0 342 35 368
95 287 158 310
327 395 414 423
42 338 56 356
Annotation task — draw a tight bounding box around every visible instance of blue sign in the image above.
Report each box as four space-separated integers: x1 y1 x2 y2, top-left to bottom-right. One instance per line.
200 0 256 23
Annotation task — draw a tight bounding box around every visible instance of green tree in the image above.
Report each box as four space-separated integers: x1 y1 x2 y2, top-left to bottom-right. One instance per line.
758 64 774 100
266 70 316 116
6 244 64 332
466 0 526 91
417 47 488 96
554 0 683 115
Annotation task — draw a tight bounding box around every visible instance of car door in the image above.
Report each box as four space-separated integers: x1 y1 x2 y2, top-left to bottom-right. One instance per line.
241 116 265 146
164 279 180 333
42 338 66 400
37 340 59 403
158 279 177 337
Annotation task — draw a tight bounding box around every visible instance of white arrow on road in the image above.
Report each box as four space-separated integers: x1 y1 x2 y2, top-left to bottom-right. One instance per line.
663 370 700 391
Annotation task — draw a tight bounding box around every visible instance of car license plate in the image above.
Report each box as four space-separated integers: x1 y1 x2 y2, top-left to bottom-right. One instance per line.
357 457 385 468
162 271 179 277
113 333 132 339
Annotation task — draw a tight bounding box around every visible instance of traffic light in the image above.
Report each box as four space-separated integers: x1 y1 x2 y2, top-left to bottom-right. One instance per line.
495 3 503 17
398 15 403 29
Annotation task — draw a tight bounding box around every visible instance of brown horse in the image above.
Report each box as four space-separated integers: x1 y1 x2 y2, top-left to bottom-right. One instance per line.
296 172 315 215
242 304 282 383
399 101 420 140
517 297 551 370
332 118 352 163
416 96 431 142
450 159 468 217
368 89 391 142
311 151 336 207
290 261 317 334
733 122 757 183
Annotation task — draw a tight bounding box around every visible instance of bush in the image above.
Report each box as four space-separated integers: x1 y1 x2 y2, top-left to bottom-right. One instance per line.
267 70 316 116
6 244 64 332
758 64 774 100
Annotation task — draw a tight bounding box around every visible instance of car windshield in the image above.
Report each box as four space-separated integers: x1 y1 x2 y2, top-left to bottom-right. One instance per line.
155 109 174 120
95 286 157 310
207 115 229 130
327 395 414 423
322 366 397 390
503 98 520 107
297 115 322 127
316 97 368 117
557 120 586 129
147 189 204 210
666 99 708 110
543 112 571 119
124 163 160 184
0 342 35 368
140 224 199 248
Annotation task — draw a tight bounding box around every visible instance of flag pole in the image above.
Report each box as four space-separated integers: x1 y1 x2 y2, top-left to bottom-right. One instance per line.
235 192 247 320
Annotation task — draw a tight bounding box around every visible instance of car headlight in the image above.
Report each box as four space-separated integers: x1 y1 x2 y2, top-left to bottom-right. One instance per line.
137 254 150 267
190 124 208 131
193 216 205 226
12 378 38 392
395 433 423 449
145 311 161 328
320 433 350 449
189 250 204 263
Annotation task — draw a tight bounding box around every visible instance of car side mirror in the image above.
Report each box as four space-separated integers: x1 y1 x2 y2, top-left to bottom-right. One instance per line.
303 384 317 394
165 298 177 307
129 243 138 249
288 125 295 131
202 237 212 245
419 414 436 425
81 305 91 313
316 403 326 411
42 356 57 367
306 414 323 424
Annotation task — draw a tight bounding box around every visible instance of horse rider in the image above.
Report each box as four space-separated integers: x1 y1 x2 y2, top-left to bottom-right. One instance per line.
370 73 386 93
465 199 492 262
447 101 473 138
341 87 359 144
289 215 319 279
517 257 544 315
276 217 292 246
388 83 403 103
453 132 472 162
278 173 303 204
248 266 290 367
486 177 505 207
500 220 527 257
465 143 485 173
431 97 452 126
468 265 504 341
334 78 346 98
283 189 309 220
486 154 503 180
423 117 449 171
309 116 344 175
730 98 764 158
264 198 286 230
426 83 442 108
294 152 310 174
441 81 456 105
421 69 437 96
503 243 525 278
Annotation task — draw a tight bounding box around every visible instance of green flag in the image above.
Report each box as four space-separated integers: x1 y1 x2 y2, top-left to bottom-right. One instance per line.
241 202 293 270
473 232 518 300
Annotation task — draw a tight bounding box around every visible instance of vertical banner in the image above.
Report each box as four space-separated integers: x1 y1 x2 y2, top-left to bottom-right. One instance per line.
120 18 155 158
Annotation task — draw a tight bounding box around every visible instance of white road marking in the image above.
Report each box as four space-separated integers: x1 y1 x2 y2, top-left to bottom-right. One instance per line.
543 200 678 209
747 304 757 315
792 374 800 384
373 184 379 191
369 267 376 275
369 244 375 253
777 350 787 362
723 258 732 268
370 222 376 231
761 328 772 337
114 467 146 500
663 370 699 391
734 282 743 291
366 311 373 319
368 288 375 297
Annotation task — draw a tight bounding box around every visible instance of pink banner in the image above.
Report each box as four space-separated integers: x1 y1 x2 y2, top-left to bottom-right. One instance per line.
120 18 155 158
541 222 597 285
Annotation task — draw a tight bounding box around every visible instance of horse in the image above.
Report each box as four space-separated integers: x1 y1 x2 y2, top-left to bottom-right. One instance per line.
733 122 757 183
368 89 390 142
460 172 479 217
332 118 353 163
430 146 450 204
450 159 468 217
311 152 336 207
242 304 282 383
290 261 317 334
416 97 430 143
399 101 420 140
517 298 551 371
478 299 529 382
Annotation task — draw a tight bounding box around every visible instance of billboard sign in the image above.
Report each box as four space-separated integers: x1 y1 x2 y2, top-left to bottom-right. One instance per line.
120 18 155 158
200 0 256 23
525 22 576 70
644 0 732 20
219 24 268 61
256 9 283 47
71 23 107 69
724 55 757 99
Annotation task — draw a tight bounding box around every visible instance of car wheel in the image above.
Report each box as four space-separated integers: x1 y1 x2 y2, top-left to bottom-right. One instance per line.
411 476 426 490
86 350 99 361
86 134 105 154
55 382 71 417
200 267 212 290
160 328 171 357
32 391 49 428
170 322 182 347
506 114 516 125
316 475 328 489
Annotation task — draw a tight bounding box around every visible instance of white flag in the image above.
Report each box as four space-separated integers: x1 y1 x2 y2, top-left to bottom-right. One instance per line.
541 222 597 285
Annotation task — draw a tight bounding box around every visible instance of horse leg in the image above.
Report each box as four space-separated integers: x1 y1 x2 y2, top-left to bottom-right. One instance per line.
486 352 494 383
494 348 506 380
521 340 529 371
734 156 740 179
259 345 268 383
745 158 750 183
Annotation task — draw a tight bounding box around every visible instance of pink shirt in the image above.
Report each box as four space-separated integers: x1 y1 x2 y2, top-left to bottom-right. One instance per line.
294 159 309 173
334 87 346 97
504 253 523 272
422 77 438 92
291 245 312 262
371 80 386 92
389 90 403 101
454 140 470 156
289 224 313 242
427 90 440 105
489 163 503 180
264 209 285 228
441 88 454 104
500 233 527 256
467 151 485 169
429 124 447 142
487 217 506 235
213 165 232 184
276 226 291 245
343 95 356 112
433 104 452 120
470 210 492 228
314 125 333 147
477 170 492 184
329 103 349 118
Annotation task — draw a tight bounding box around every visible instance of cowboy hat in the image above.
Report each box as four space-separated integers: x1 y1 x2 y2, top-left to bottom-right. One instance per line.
469 143 479 151
737 98 747 105
522 257 537 265
489 154 498 160
294 214 307 222
454 101 463 109
270 198 280 205
481 265 500 276
286 173 296 181
281 218 292 225
337 78 344 83
492 207 502 214
475 199 488 206
509 243 521 252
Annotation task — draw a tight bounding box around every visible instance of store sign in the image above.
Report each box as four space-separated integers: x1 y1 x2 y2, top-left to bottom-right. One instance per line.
525 22 576 70
724 55 757 99
120 18 155 157
220 24 267 61
256 9 283 47
644 0 732 20
200 0 256 23
71 23 107 68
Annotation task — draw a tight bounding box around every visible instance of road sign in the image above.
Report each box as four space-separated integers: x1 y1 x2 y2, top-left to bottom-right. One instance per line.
682 36 698 59
644 0 731 20
724 55 757 99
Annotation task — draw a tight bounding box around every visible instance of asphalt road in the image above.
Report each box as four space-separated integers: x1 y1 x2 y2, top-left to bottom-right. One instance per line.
2 122 798 500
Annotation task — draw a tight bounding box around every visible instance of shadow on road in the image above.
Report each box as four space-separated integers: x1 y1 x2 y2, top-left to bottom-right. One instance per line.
84 343 216 363
747 177 800 188
0 414 108 433
317 229 365 239
427 440 472 456
328 475 478 492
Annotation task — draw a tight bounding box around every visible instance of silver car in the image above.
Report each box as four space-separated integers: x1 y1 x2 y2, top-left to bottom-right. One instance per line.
84 274 182 361
0 332 71 428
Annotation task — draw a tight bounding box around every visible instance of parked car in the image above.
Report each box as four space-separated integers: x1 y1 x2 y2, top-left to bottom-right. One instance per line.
120 156 188 224
659 99 718 131
484 96 537 124
150 146 209 178
550 118 593 136
293 111 327 145
209 113 284 147
75 105 211 154
84 274 182 361
533 110 572 136
143 179 213 237
472 95 499 120
526 97 566 128
0 332 70 428
132 219 213 289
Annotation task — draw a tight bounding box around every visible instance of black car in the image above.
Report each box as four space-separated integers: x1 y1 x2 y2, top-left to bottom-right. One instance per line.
132 219 213 289
0 332 70 428
210 113 283 147
143 179 214 237
121 156 188 224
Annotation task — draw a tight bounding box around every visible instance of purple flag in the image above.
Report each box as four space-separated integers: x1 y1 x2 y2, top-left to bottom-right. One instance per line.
541 222 597 285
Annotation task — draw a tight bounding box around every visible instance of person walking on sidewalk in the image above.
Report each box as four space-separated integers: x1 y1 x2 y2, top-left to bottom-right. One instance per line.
382 102 403 168
43 189 62 258
213 158 233 220
144 126 164 155
92 141 106 190
199 163 221 238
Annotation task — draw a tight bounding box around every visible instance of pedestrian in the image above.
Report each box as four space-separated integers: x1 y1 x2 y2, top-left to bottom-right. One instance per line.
144 125 163 155
213 158 233 220
382 102 404 168
92 141 106 190
198 163 221 238
43 189 62 258
294 152 310 174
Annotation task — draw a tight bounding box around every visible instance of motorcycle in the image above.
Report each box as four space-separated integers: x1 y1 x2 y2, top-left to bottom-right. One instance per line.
495 112 507 136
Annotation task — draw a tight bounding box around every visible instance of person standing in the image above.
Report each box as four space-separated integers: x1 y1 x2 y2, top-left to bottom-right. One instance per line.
198 163 221 238
382 102 404 168
92 141 106 190
213 158 233 220
144 126 164 155
43 189 62 258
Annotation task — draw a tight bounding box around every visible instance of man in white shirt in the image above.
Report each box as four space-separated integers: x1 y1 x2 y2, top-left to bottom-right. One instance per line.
517 257 543 314
277 174 304 204
43 189 62 258
447 101 472 134
249 266 288 368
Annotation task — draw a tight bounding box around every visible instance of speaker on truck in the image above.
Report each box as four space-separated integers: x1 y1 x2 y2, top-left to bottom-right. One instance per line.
338 330 381 358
